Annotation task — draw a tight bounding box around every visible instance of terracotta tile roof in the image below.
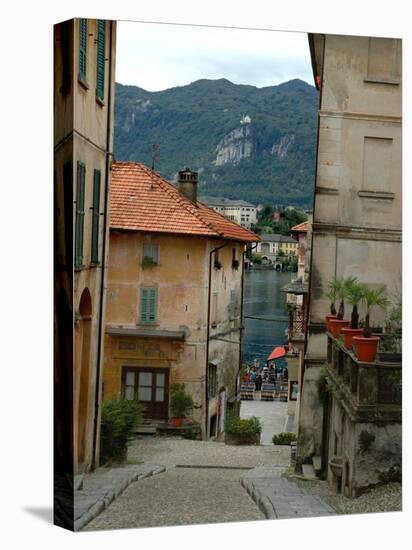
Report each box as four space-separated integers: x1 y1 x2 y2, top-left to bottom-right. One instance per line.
110 162 260 243
290 222 309 232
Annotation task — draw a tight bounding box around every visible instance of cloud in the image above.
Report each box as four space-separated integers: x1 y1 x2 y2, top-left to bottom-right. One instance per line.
116 21 313 90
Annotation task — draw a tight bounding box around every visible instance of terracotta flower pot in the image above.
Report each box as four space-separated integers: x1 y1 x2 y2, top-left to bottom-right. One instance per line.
341 328 364 351
329 319 350 338
352 336 380 362
325 314 338 332
170 417 183 427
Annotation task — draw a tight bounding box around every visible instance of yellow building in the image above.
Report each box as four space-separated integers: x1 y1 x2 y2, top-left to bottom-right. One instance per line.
103 164 259 439
279 235 298 258
54 18 117 476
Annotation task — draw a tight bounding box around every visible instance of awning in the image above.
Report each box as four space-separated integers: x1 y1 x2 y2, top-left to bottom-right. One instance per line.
267 346 287 361
106 326 186 340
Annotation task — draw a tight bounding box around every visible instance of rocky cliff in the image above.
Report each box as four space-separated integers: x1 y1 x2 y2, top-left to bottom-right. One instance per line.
114 78 319 206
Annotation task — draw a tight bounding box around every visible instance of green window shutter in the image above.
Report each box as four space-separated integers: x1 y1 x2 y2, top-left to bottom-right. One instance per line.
75 162 86 267
140 288 149 323
148 288 157 323
79 19 87 81
91 169 101 264
140 288 157 324
96 20 106 100
63 161 73 267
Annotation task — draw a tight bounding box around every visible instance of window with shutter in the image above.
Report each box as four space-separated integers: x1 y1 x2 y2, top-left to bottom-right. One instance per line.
91 169 101 264
79 19 87 82
142 242 159 265
63 161 73 267
96 20 106 100
75 162 86 267
140 288 158 324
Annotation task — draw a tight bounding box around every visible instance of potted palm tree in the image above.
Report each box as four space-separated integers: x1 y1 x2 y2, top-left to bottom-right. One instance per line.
341 278 364 350
329 277 351 338
325 278 340 332
353 285 389 362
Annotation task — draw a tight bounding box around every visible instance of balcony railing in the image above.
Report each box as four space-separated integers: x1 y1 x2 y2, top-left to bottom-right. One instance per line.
326 333 402 420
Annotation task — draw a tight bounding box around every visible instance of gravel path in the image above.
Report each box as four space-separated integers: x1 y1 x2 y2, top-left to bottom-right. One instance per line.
84 466 265 530
127 436 290 467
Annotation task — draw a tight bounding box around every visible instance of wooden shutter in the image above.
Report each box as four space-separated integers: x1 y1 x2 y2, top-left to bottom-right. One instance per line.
63 161 73 267
96 20 106 100
75 162 86 267
140 288 157 324
79 19 87 81
91 169 101 264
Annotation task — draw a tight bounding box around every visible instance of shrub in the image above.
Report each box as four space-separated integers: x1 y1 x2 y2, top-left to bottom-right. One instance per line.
272 432 297 445
170 383 193 418
225 414 262 438
100 396 145 464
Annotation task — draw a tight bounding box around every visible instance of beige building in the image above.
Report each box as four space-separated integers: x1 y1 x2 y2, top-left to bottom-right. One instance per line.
54 18 117 476
297 33 402 495
103 165 259 439
200 197 258 229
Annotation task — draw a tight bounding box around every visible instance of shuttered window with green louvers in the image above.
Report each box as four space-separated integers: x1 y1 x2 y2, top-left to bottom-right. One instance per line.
91 169 101 264
75 162 86 267
79 19 87 81
63 161 73 267
96 20 106 100
140 288 158 324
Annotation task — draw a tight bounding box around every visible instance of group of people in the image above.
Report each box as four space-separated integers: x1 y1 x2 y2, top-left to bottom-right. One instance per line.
243 363 288 391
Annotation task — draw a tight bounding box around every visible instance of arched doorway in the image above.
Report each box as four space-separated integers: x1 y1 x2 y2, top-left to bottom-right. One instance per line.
77 288 92 468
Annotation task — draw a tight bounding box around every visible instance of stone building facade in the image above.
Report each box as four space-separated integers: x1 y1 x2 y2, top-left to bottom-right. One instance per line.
297 33 402 494
103 164 259 439
54 18 117 476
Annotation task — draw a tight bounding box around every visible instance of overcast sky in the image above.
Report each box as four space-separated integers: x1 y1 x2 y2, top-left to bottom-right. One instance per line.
115 21 314 91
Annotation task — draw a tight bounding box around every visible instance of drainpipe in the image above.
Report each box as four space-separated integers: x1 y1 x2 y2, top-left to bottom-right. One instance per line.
92 20 114 470
205 240 229 439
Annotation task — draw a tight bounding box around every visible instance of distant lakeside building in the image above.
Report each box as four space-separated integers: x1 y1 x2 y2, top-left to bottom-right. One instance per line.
199 196 258 229
255 233 298 263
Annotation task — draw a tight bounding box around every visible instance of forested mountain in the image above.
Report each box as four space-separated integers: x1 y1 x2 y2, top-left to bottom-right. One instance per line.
114 78 319 206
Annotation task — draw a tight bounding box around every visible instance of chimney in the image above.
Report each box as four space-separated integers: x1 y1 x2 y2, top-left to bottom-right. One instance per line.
178 168 198 204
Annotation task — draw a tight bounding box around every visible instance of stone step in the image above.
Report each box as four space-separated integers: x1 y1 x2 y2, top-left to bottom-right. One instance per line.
302 463 317 480
133 425 157 434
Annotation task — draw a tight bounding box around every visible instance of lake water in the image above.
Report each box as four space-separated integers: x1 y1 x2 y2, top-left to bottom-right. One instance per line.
242 269 291 366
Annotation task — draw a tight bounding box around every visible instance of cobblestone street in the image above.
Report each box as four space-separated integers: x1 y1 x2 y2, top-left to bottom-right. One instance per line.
81 435 336 531
83 437 288 531
81 400 306 531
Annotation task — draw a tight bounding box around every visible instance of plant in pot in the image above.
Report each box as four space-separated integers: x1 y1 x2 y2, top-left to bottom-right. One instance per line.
325 278 340 331
352 285 389 362
169 383 194 427
329 277 351 338
341 278 364 351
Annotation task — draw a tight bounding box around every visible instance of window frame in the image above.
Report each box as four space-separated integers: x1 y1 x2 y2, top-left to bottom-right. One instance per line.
139 287 158 325
78 19 88 84
90 169 101 265
96 20 106 101
75 161 86 268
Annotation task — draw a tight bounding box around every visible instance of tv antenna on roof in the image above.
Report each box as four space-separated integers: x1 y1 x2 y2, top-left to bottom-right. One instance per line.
150 143 159 189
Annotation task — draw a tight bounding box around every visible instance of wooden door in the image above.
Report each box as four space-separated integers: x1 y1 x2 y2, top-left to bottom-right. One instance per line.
122 367 169 420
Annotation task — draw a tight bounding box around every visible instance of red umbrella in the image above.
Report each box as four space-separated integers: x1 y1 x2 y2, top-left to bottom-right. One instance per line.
267 346 286 362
